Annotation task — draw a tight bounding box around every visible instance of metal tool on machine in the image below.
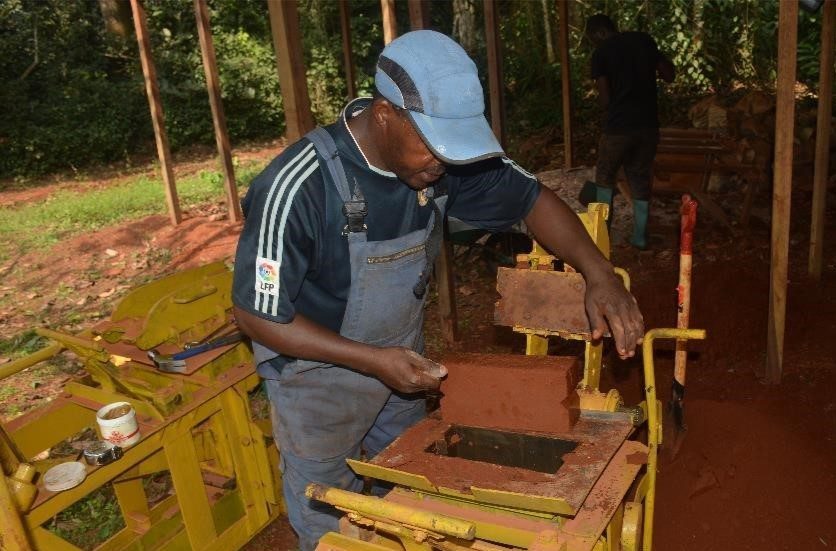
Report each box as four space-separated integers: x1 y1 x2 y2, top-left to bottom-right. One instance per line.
303 202 707 551
147 330 245 373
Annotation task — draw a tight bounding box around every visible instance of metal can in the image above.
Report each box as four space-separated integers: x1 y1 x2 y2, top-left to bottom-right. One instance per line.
83 441 124 466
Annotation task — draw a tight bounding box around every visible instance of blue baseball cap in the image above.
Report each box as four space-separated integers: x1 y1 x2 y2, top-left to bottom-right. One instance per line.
375 30 504 165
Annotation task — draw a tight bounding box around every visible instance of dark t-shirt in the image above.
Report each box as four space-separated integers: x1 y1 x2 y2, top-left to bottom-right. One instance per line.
232 98 540 375
591 31 663 133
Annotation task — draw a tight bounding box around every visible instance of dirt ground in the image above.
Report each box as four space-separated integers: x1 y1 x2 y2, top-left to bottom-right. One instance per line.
2 148 835 550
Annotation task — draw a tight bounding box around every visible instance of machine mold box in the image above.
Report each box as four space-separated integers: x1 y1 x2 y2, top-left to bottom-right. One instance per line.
349 353 635 515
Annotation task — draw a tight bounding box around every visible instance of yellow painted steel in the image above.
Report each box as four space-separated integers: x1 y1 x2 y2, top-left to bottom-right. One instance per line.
306 484 476 540
621 502 642 551
0 264 282 551
517 204 623 390
640 328 706 551
525 334 549 356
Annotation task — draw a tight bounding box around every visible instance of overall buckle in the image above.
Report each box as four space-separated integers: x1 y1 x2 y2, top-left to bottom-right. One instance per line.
342 200 368 236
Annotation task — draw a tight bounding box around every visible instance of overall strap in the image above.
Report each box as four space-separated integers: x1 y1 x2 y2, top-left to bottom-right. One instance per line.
305 128 368 235
412 183 448 299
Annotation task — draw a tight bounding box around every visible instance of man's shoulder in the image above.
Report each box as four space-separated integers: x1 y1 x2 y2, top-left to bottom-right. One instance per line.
617 31 657 50
242 134 328 218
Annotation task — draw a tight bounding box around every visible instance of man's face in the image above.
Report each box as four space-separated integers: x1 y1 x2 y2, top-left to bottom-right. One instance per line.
380 105 446 190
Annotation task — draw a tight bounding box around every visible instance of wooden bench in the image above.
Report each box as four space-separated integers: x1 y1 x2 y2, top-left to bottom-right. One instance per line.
649 127 770 228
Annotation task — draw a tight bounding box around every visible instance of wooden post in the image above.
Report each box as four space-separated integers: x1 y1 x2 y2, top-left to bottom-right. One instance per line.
483 0 505 147
130 0 181 225
435 222 458 344
267 0 314 142
809 0 835 279
381 0 397 44
193 0 242 224
765 0 799 384
408 0 430 30
339 0 357 100
557 0 573 168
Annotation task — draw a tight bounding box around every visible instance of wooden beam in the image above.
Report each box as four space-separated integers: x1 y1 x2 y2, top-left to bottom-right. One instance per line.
765 0 799 384
483 0 505 147
557 0 573 168
193 0 242 224
381 0 397 45
408 0 430 30
809 0 835 279
339 0 357 100
267 0 314 142
130 0 181 226
435 221 458 345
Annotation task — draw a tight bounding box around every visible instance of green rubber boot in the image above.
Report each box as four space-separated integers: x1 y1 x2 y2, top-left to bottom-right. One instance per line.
631 199 649 250
578 181 597 206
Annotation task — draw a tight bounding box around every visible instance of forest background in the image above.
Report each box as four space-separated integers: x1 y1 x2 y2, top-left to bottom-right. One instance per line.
0 0 829 181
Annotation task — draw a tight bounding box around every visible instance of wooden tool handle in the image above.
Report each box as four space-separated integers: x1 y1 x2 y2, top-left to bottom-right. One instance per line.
674 196 698 386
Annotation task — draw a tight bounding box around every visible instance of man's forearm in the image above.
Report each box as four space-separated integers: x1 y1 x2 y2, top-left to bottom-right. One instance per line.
524 184 614 282
234 305 377 373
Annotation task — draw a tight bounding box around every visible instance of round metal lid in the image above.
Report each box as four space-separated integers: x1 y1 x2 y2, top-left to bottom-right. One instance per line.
43 461 87 492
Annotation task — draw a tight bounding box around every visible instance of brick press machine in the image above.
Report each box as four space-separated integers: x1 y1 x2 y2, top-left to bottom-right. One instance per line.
305 203 705 551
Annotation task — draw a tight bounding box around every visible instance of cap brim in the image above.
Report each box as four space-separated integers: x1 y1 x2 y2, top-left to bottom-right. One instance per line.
407 111 504 165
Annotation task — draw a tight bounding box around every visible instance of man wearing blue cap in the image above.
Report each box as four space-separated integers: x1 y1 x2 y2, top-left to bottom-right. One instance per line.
232 30 644 550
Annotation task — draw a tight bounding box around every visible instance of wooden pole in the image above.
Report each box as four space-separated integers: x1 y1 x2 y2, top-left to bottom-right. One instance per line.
339 0 357 100
193 0 241 224
809 0 835 280
408 0 430 30
435 222 458 344
557 0 573 168
130 0 181 225
765 0 798 384
267 0 314 142
483 0 505 147
381 0 397 45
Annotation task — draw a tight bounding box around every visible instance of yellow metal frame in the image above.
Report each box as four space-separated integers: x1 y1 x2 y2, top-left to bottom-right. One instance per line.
0 265 282 551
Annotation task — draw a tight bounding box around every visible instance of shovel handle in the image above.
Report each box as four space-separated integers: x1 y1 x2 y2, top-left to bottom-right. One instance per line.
674 196 698 386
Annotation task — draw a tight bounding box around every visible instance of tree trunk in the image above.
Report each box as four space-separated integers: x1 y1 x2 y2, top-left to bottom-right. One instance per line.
542 0 555 64
453 0 476 54
99 0 133 38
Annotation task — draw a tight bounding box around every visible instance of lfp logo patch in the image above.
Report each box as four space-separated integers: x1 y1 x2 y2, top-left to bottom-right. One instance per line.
255 257 280 296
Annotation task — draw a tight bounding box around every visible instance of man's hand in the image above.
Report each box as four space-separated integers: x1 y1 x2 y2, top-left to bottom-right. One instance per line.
584 271 644 358
370 348 447 394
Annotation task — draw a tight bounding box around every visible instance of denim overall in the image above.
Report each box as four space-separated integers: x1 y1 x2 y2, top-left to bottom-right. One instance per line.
261 128 445 551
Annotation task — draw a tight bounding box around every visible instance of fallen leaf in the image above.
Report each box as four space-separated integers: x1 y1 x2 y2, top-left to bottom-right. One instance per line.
458 285 475 296
98 288 116 298
105 248 118 257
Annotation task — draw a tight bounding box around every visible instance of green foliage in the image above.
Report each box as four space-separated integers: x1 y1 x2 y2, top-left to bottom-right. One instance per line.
0 0 831 179
0 0 150 177
0 161 265 261
48 485 125 550
0 329 47 358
